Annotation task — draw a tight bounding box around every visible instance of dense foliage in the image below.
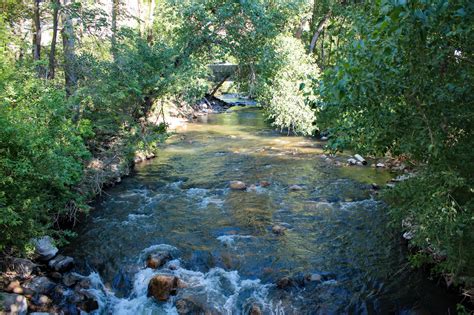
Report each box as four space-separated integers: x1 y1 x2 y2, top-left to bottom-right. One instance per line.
316 0 474 284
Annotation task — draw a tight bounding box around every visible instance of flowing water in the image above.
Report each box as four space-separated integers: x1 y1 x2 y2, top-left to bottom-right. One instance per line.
65 107 457 314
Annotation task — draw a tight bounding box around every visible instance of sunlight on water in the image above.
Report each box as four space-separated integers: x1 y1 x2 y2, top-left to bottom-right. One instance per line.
65 107 456 314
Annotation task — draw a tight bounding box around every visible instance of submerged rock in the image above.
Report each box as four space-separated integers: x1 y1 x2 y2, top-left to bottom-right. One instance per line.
175 297 207 315
276 276 293 289
32 236 58 261
271 225 287 235
147 275 180 301
0 293 28 314
249 304 262 315
230 181 247 190
146 252 172 269
259 181 271 187
289 185 304 191
48 255 74 272
78 295 99 313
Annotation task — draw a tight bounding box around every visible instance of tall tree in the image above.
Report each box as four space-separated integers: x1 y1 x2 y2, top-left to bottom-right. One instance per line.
48 0 60 79
61 0 77 98
111 0 120 59
32 0 43 76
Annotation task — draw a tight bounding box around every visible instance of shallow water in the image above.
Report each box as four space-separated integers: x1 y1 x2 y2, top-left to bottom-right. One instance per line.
65 107 457 314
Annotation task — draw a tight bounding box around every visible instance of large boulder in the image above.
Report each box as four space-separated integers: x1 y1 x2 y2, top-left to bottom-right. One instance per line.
146 252 172 269
32 237 58 261
48 255 74 272
147 275 180 301
0 293 28 315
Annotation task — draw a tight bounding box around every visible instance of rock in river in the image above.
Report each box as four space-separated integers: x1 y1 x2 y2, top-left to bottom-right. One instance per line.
146 251 172 269
147 275 180 301
249 304 262 315
259 181 271 187
289 184 304 191
272 225 287 235
230 181 247 190
32 236 58 261
276 276 293 289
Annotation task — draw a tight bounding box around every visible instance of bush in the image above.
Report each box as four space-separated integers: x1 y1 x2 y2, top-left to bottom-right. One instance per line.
0 72 90 251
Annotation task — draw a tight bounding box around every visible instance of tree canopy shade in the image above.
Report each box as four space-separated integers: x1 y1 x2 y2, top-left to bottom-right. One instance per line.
316 0 474 285
0 0 473 292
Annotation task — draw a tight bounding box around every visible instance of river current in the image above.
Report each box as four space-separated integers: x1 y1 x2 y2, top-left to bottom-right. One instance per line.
65 107 457 314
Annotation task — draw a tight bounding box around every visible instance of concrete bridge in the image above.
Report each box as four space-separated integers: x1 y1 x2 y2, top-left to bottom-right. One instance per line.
208 63 238 82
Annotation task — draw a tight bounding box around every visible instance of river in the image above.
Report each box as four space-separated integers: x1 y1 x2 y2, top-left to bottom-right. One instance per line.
65 107 457 314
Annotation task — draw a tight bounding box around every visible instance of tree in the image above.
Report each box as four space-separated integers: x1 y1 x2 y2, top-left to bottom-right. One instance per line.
48 0 60 79
61 0 77 97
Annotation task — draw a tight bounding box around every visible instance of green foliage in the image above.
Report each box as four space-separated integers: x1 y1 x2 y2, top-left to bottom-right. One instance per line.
256 35 318 135
0 71 90 251
317 0 474 283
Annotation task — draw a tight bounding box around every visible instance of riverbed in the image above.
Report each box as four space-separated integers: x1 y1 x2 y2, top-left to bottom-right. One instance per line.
65 107 457 314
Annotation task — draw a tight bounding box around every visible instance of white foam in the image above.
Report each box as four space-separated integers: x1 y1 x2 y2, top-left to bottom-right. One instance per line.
200 196 225 208
216 235 254 248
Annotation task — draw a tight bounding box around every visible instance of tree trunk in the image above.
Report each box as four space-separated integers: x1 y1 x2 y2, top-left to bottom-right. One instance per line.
48 0 60 79
209 74 230 96
295 18 306 39
61 0 77 98
111 0 119 59
309 13 330 54
32 0 43 76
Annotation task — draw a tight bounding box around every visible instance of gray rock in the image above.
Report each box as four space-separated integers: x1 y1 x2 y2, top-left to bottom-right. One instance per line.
0 293 28 315
347 158 358 165
23 276 55 295
8 258 37 279
48 255 74 272
32 236 58 261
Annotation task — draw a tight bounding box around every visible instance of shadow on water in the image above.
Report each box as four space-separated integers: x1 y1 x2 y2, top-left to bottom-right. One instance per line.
64 107 459 314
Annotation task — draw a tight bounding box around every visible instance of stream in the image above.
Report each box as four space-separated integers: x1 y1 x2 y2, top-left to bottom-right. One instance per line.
65 106 458 314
